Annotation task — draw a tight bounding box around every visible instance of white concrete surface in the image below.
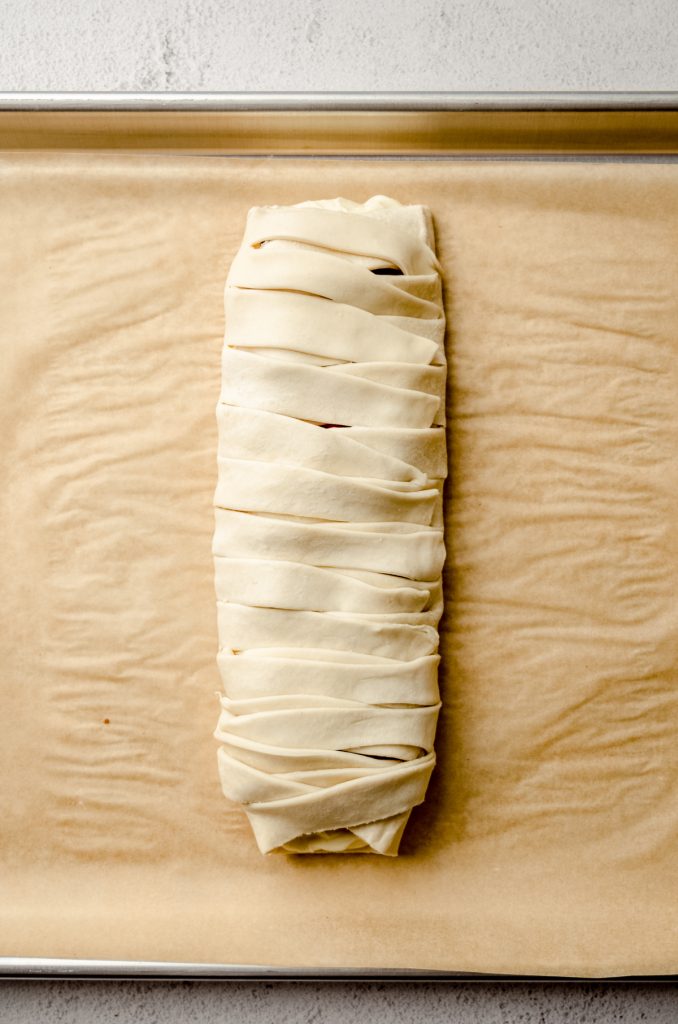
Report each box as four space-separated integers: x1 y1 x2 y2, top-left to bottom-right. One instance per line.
1 0 678 1020
2 979 678 1022
0 0 677 92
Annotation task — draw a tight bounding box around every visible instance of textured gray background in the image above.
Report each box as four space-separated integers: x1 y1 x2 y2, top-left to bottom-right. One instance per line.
1 0 678 91
1 0 678 1020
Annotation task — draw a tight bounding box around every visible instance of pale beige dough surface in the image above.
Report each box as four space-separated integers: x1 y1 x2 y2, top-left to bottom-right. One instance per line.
0 153 677 976
214 195 446 856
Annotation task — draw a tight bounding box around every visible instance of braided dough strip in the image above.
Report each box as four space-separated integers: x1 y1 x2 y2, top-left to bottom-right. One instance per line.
213 196 447 855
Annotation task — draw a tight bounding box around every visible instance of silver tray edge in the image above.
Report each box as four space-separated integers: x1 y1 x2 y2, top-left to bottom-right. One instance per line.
0 90 677 111
1 958 676 982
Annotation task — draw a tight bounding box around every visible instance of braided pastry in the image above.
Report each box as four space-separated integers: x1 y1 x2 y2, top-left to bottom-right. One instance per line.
213 196 447 855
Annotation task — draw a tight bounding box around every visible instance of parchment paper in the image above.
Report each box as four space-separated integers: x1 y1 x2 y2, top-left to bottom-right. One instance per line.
1 153 677 977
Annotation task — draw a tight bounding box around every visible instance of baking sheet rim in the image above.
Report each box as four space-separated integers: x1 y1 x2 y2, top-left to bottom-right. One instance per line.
1 90 678 154
3 959 678 982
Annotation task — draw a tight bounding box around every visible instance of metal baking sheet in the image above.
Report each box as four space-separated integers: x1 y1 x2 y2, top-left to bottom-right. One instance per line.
1 90 678 154
1 92 677 982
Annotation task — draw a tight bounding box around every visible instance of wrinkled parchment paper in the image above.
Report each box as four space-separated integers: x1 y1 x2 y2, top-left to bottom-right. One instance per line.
1 153 677 977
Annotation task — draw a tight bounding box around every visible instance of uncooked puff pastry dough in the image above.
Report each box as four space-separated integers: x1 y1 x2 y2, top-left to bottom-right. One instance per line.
213 195 447 855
